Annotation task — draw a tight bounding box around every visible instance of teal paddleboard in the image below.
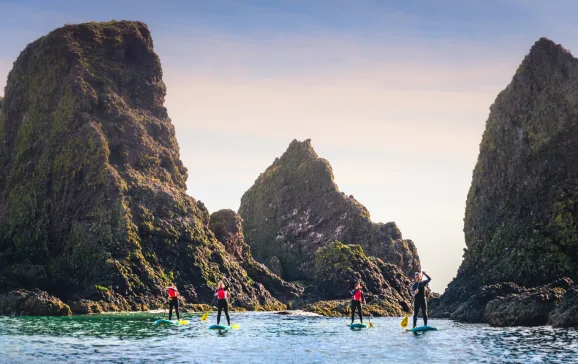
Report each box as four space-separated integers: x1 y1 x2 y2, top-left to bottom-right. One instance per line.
407 325 437 333
347 323 368 329
155 319 189 326
209 324 232 330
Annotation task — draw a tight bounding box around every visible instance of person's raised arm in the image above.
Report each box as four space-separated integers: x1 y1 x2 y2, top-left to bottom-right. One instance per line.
422 271 431 284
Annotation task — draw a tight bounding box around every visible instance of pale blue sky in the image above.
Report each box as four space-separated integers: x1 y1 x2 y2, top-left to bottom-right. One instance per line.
2 0 578 292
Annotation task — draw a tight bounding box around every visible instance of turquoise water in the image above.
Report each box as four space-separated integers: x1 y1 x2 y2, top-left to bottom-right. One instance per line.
1 312 577 363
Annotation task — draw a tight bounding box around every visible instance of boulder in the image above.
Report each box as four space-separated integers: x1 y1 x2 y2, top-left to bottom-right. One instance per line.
549 285 578 327
0 289 71 316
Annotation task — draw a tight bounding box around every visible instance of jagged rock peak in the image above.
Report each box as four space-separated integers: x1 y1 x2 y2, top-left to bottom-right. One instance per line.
239 139 420 280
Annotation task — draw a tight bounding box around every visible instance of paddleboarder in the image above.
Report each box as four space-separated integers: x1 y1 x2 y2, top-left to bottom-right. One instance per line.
350 282 365 324
214 281 231 326
411 271 431 328
167 283 180 321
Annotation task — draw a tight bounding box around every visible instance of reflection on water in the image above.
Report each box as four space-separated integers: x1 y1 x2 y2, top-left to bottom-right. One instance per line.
1 312 577 363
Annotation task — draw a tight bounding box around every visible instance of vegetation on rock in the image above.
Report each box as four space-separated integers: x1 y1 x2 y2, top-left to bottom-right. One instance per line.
239 139 420 281
0 289 71 316
0 21 291 314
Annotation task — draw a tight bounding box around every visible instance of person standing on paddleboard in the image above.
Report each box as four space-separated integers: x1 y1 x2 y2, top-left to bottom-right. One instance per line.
167 283 180 321
350 282 365 324
411 271 431 328
214 281 231 326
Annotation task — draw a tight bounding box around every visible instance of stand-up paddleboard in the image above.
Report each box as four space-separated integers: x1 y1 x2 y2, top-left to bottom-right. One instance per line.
209 324 232 331
155 319 189 326
347 322 368 329
407 325 437 333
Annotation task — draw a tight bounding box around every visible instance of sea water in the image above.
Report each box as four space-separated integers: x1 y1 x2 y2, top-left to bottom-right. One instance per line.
1 311 577 363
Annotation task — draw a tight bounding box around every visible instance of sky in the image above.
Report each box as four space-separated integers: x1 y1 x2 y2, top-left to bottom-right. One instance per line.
2 0 578 292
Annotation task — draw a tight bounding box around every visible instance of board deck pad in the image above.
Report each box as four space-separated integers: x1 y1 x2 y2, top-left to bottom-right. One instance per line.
407 325 437 333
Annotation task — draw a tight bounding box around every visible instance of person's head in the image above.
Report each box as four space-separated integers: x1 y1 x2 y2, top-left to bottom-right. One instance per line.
354 282 362 290
169 282 175 288
217 281 225 290
414 272 422 282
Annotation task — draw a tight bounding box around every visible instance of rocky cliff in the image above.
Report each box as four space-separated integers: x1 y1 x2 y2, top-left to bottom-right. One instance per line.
208 209 303 302
0 21 286 314
238 139 420 281
436 38 578 325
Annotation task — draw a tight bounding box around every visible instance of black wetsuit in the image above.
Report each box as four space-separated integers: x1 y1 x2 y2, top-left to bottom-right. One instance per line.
168 297 180 320
217 299 230 325
411 273 431 328
350 289 364 323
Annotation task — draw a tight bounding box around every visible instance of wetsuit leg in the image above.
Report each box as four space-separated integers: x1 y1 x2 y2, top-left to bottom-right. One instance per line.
358 303 363 323
413 298 420 328
174 298 180 321
168 299 174 320
350 301 355 323
224 301 230 325
422 299 428 326
217 300 223 325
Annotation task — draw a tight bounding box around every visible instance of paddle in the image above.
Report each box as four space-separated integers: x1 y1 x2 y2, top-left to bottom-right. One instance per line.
368 313 374 328
400 313 410 329
200 297 216 321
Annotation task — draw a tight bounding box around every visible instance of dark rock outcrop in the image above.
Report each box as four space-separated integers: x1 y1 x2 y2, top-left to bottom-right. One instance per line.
0 289 71 316
438 38 578 321
309 241 413 315
239 139 420 281
549 285 578 327
209 209 303 302
0 21 288 313
486 282 568 327
441 279 572 326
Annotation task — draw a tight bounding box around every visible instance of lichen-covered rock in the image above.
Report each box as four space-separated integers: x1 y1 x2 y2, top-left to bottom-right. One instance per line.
0 21 288 312
438 38 578 318
313 241 412 313
239 139 420 280
0 289 71 316
209 209 303 303
549 285 578 327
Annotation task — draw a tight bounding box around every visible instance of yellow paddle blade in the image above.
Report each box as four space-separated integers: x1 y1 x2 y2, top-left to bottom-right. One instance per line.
231 324 239 329
369 321 374 328
400 314 409 328
200 312 209 321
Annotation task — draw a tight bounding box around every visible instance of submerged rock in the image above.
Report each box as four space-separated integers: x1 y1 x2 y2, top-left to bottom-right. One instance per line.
438 38 578 320
0 289 71 316
239 139 420 281
549 285 578 327
0 21 289 312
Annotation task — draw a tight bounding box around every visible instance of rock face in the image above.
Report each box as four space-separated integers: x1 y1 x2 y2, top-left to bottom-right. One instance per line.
239 139 420 280
209 209 303 302
0 289 71 316
0 21 287 313
438 38 578 321
549 285 578 327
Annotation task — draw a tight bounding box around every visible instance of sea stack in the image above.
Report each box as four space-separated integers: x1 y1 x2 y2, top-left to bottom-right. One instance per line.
238 139 421 281
434 38 578 326
0 21 287 314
